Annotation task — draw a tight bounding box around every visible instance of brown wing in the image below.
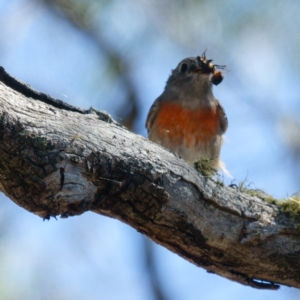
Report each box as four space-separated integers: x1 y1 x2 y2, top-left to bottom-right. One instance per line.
216 99 228 134
145 95 163 132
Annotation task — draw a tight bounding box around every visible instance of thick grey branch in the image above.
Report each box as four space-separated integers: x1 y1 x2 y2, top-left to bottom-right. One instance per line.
0 67 299 290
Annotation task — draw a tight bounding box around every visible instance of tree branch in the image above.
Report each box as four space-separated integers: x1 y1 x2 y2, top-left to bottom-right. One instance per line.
0 66 299 290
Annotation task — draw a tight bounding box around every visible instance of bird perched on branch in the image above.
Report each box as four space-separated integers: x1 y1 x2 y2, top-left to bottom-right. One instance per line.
146 51 228 175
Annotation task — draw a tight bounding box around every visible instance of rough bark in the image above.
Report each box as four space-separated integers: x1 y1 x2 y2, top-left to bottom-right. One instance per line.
0 66 299 290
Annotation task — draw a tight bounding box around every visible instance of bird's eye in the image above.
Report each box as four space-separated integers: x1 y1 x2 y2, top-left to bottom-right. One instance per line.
180 63 188 73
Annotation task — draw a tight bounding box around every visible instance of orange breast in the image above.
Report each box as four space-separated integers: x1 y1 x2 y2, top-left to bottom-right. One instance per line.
154 101 219 147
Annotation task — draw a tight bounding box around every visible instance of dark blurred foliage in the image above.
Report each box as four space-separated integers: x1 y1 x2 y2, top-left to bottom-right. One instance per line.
40 0 140 129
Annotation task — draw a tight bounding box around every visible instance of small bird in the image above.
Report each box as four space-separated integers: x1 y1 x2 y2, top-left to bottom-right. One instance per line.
146 51 228 174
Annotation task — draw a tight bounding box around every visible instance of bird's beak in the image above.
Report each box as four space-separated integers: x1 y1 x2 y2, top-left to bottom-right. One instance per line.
191 68 202 74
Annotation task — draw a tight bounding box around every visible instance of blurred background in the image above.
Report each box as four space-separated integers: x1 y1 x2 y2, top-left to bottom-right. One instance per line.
0 0 300 299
